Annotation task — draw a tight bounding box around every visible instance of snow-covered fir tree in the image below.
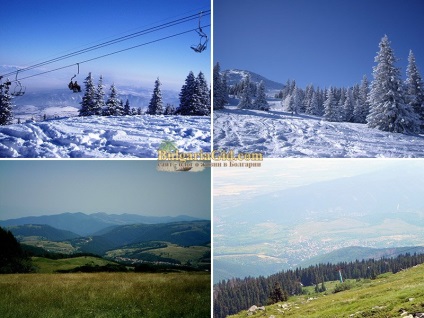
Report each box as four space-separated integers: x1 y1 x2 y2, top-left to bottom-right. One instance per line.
237 74 253 109
164 104 176 115
291 86 302 114
213 62 226 110
94 75 105 116
124 99 131 115
307 91 320 116
253 80 269 111
405 50 424 130
366 35 419 133
196 71 211 115
146 77 163 115
79 72 98 116
0 81 14 125
343 88 354 122
105 84 123 116
178 71 200 115
353 75 370 123
323 87 339 122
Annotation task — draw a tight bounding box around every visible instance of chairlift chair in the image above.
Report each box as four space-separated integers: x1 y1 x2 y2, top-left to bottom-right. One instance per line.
191 11 208 53
11 71 25 96
68 63 81 93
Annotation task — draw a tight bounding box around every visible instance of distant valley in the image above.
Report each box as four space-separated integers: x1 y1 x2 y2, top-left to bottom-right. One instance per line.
214 164 424 282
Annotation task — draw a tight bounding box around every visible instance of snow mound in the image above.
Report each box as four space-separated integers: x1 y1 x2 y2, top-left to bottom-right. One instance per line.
0 115 211 158
214 105 424 158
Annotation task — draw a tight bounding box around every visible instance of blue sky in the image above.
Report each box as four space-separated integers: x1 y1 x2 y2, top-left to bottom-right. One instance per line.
0 160 211 220
0 0 210 91
214 0 424 89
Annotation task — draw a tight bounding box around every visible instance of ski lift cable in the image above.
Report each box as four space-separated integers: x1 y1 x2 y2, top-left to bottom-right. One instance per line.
0 10 210 79
15 24 210 82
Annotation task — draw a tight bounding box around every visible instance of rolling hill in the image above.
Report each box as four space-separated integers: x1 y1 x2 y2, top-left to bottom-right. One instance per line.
0 212 204 236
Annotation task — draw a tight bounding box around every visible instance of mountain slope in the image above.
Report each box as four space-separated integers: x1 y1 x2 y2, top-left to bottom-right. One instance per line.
223 69 284 91
6 224 80 242
229 263 424 318
74 220 211 255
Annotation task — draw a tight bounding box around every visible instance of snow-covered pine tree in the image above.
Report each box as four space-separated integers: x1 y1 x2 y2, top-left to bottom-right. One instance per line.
291 86 302 114
237 74 253 109
164 104 176 115
94 75 105 116
303 84 314 114
177 71 199 115
105 84 123 116
307 91 320 116
323 87 339 122
213 62 225 110
195 71 211 115
253 80 269 111
343 88 354 122
146 77 163 115
354 75 370 123
405 50 424 130
79 72 97 116
366 35 419 133
0 81 14 125
124 99 131 115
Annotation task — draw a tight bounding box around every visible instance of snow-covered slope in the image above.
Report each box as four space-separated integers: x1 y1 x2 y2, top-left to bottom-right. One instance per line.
213 103 424 158
0 115 210 158
223 69 284 91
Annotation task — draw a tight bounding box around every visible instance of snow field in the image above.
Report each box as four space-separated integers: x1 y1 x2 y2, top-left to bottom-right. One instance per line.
213 104 424 158
0 115 211 158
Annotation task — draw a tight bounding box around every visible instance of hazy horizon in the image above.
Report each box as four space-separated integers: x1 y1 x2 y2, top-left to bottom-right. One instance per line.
0 160 211 220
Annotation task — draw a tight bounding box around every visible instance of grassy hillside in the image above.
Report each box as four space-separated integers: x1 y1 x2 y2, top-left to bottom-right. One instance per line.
32 256 119 273
229 264 424 318
0 272 210 318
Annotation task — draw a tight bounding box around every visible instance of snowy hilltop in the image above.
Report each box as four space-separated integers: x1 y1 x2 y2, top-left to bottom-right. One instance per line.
0 115 210 158
213 36 424 157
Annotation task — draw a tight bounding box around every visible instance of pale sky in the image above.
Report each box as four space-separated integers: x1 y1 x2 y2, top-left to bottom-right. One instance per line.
0 160 211 220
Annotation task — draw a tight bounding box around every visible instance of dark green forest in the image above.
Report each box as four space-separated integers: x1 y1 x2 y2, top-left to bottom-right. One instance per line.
0 227 33 273
213 252 424 318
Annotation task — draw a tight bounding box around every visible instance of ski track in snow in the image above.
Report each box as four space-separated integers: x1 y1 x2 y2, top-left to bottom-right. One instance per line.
214 105 424 158
0 115 211 158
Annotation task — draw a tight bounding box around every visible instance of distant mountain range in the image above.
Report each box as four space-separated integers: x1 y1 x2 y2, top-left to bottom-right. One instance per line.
0 212 203 236
12 86 179 121
222 69 284 91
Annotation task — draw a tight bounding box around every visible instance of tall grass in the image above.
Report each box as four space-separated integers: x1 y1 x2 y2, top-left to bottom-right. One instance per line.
0 272 210 318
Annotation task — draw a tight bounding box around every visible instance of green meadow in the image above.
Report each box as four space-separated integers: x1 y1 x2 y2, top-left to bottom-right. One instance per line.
229 264 424 318
0 271 210 318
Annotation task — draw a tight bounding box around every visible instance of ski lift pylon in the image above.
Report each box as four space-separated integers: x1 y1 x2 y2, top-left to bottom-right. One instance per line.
191 11 208 53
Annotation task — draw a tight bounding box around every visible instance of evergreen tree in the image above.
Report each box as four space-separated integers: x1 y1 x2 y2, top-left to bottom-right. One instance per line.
307 92 320 116
146 77 164 115
0 81 14 125
354 75 370 123
196 71 211 115
0 227 32 273
366 35 419 133
124 99 131 116
405 50 424 130
213 62 226 110
164 104 176 115
79 72 97 116
323 88 339 122
253 80 269 111
268 282 288 304
343 88 354 122
291 86 302 114
237 74 253 109
105 84 123 116
94 75 105 116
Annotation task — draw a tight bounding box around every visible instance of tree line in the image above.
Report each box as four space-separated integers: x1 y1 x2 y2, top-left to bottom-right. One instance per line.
213 252 424 318
0 70 210 125
213 35 424 134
